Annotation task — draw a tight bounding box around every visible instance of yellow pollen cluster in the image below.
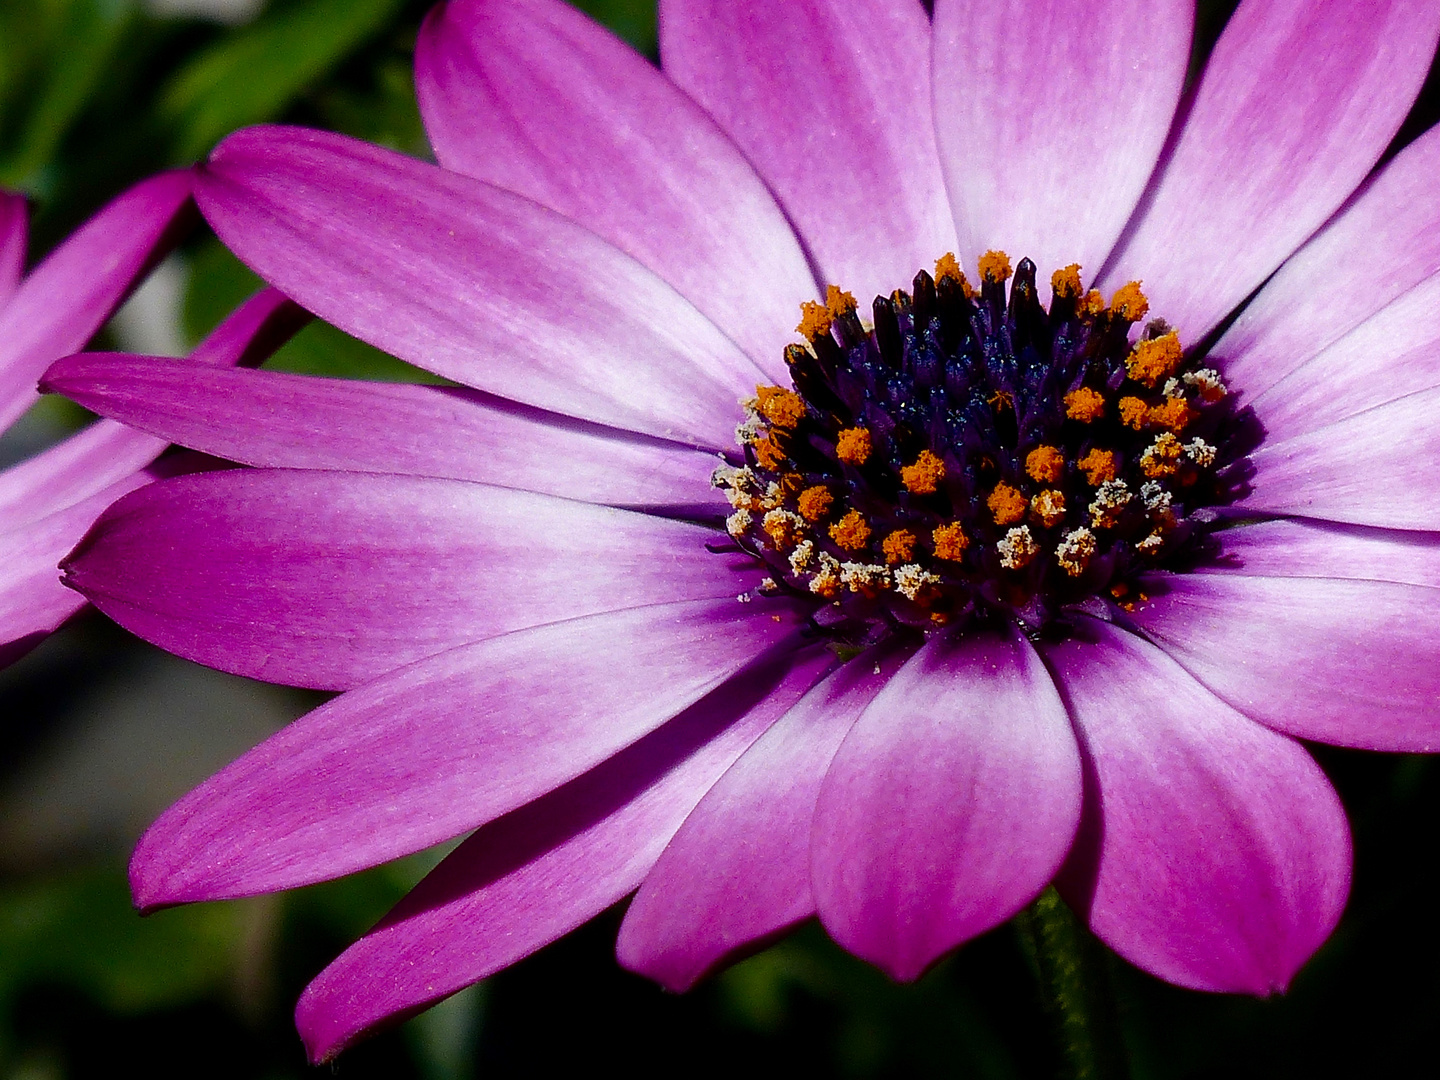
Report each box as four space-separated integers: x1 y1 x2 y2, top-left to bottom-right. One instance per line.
1110 281 1149 322
1140 432 1184 478
796 300 832 340
1064 386 1106 422
754 385 806 429
934 253 974 298
932 521 970 560
1119 396 1149 429
1051 263 1083 299
978 249 1012 283
988 482 1028 525
1147 396 1197 432
825 284 857 318
835 427 872 465
754 435 787 470
829 510 871 551
901 450 946 494
1025 445 1065 483
1126 332 1183 387
796 485 834 522
882 529 917 564
1080 289 1106 317
1031 489 1067 528
1077 448 1118 485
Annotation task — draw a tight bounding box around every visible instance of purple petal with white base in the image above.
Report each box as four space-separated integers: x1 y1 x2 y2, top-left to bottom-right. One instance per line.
932 0 1191 279
617 639 911 991
42 358 719 512
659 0 956 302
1218 124 1440 398
811 627 1081 982
416 0 815 378
295 645 835 1063
0 171 192 428
1240 387 1440 530
1130 564 1440 751
195 125 762 448
63 469 758 690
1101 0 1440 342
1045 619 1350 994
130 597 811 905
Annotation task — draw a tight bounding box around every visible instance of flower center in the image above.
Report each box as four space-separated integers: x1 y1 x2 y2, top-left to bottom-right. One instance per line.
715 251 1245 639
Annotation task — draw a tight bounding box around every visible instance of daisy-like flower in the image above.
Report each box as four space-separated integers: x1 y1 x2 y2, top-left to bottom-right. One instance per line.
0 172 303 668
44 0 1440 1060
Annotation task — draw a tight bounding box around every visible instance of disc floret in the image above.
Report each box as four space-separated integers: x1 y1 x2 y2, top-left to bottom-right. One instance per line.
715 252 1239 635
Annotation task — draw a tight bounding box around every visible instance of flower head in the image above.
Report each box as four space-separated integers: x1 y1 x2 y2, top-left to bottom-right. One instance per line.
45 0 1440 1062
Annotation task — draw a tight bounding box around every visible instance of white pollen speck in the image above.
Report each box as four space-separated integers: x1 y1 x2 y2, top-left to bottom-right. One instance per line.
1184 438 1217 467
892 563 940 601
873 663 882 675
997 526 1040 569
737 593 752 603
1056 527 1097 576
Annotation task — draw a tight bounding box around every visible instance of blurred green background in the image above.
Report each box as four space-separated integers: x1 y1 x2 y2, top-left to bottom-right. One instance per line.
1 1 1439 1077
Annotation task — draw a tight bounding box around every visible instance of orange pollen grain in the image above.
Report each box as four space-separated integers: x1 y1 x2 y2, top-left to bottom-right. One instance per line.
1064 386 1106 422
1077 448 1118 485
1141 433 1184 478
829 510 871 551
1025 445 1065 483
901 450 946 494
754 385 806 429
754 435 787 471
835 427 872 466
932 522 970 561
978 249 1012 283
796 485 834 522
796 300 832 340
1147 397 1197 432
1119 396 1150 430
988 482 1028 526
1110 281 1149 322
825 284 858 319
1126 332 1183 387
1080 289 1106 317
882 529 918 564
1050 263 1083 298
934 252 963 283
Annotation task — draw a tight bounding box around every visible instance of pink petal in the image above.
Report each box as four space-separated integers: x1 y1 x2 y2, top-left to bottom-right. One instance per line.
0 171 192 429
1100 0 1440 342
1188 518 1440 587
1043 619 1350 995
1217 123 1440 398
195 125 763 449
1239 387 1440 530
0 190 27 302
129 597 813 906
1129 565 1440 751
294 645 835 1063
810 627 1081 982
416 0 815 378
0 482 145 654
932 0 1191 280
1243 270 1440 442
42 357 719 513
62 469 759 691
15 289 306 527
659 0 957 303
616 639 913 991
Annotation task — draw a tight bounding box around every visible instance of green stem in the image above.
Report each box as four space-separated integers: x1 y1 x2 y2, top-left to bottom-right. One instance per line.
1014 887 1130 1080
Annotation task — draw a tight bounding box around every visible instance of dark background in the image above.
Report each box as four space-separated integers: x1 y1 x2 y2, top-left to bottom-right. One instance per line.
2 2 1439 1076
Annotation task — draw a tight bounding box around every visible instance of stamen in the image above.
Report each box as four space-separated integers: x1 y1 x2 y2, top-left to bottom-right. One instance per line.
1077 449 1118 486
1050 264 1083 299
835 427 872 466
829 510 871 551
1025 446 1065 483
754 385 806 429
1056 527 1097 576
997 526 1039 570
1140 432 1184 478
978 250 1012 283
1031 489 1067 528
1126 332 1183 387
901 450 946 495
797 486 834 522
1064 387 1106 422
988 482 1028 525
931 522 970 561
883 529 918 565
1110 281 1149 322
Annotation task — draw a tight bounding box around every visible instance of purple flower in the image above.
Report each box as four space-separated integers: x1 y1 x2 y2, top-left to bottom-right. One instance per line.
44 0 1440 1061
0 172 303 668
